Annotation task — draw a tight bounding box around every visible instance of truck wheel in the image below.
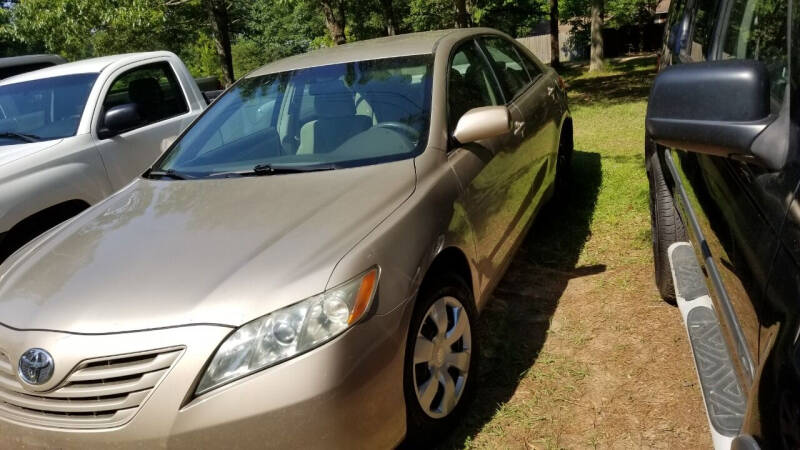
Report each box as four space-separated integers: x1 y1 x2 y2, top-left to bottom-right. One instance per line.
403 272 478 446
646 135 686 302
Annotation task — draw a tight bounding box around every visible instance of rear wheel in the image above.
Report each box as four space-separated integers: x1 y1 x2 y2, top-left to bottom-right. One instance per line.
555 119 574 196
403 273 478 445
646 135 687 302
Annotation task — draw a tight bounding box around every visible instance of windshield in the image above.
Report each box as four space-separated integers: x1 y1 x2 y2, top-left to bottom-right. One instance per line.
154 54 432 177
0 73 98 146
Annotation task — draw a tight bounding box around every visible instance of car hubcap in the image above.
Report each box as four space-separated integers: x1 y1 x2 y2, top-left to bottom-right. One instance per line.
412 296 472 419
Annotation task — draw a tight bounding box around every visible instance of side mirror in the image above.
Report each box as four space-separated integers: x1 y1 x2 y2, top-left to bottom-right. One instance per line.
98 103 143 139
646 60 772 157
452 106 511 145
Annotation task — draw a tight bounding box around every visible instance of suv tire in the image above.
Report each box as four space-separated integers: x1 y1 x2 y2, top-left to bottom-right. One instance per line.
646 135 687 302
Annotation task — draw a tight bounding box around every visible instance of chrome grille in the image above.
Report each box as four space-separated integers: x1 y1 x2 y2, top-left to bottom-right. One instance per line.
0 347 182 429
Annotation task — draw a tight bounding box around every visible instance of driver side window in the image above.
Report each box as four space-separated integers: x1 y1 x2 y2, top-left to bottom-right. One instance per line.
101 62 188 132
448 41 502 133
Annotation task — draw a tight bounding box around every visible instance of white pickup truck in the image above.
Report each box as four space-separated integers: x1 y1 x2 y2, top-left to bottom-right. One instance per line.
0 51 207 260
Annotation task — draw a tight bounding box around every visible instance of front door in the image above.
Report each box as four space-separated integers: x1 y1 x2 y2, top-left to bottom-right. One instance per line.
94 61 193 190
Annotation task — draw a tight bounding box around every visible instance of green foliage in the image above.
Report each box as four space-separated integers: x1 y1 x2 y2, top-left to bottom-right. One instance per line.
8 0 174 60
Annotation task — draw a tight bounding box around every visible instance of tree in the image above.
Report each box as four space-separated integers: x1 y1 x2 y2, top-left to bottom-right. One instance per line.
379 0 397 35
454 0 470 27
549 0 560 67
589 0 603 71
319 0 346 44
201 0 235 84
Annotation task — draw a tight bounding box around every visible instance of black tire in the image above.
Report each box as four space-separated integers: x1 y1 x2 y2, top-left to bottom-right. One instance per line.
403 272 479 446
555 119 574 196
646 135 687 302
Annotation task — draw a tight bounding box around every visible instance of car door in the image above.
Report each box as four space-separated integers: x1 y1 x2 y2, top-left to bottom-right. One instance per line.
478 36 561 250
669 0 791 385
445 38 526 297
93 60 193 190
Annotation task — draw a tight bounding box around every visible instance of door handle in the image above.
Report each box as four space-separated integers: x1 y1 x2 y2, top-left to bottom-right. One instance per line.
513 120 525 137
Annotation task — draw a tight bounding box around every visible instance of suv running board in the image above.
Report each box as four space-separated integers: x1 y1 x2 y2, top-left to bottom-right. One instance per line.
668 242 747 450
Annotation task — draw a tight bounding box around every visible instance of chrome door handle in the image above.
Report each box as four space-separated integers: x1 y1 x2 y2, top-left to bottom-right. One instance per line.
513 120 525 136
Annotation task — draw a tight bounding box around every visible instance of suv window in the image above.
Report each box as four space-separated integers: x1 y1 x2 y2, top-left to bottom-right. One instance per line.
102 62 188 130
448 41 502 132
480 37 532 100
721 0 787 109
688 0 721 60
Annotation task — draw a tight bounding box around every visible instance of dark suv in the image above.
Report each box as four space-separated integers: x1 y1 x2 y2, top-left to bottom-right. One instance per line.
645 0 796 448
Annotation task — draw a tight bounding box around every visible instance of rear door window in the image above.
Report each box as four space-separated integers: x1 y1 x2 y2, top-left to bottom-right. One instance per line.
720 0 788 110
688 0 722 60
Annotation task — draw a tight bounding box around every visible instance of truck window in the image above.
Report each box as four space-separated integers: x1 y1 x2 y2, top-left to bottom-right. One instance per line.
688 0 721 60
102 61 188 130
720 0 787 111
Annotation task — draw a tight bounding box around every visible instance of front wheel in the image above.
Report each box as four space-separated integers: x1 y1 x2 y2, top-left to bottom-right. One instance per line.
403 273 479 444
646 135 687 302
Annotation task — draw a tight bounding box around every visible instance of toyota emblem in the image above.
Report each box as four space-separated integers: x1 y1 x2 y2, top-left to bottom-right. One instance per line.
18 348 55 385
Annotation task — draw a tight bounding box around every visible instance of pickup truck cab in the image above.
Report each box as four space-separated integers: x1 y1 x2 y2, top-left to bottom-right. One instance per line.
0 51 206 260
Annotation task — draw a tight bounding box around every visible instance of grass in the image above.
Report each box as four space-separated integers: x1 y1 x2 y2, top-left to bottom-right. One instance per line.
436 54 708 449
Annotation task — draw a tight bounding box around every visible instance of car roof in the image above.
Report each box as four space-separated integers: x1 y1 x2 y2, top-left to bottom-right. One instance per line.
0 51 175 86
246 28 502 77
0 54 66 69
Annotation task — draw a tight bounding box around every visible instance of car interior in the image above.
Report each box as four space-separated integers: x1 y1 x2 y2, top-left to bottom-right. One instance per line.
165 57 432 174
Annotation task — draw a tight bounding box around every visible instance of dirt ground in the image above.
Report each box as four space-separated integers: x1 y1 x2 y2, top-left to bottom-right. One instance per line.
440 55 710 449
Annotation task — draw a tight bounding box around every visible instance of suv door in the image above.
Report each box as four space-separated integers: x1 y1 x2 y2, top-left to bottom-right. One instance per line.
93 60 193 190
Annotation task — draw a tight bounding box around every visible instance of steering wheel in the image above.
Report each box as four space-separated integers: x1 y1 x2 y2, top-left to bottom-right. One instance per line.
376 121 420 140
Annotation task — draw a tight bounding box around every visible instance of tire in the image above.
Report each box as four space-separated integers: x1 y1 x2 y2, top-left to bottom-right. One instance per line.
403 272 479 446
646 135 687 302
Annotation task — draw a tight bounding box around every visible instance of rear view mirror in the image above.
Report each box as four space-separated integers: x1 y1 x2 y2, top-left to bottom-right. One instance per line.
452 106 511 145
646 60 773 157
98 103 143 139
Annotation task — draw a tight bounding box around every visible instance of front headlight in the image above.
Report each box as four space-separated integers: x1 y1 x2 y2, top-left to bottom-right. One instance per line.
195 268 379 396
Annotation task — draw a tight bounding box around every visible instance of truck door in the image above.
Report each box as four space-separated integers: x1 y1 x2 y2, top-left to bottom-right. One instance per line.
93 60 195 190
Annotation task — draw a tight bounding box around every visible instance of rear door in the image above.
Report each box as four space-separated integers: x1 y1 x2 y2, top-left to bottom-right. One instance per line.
93 60 195 190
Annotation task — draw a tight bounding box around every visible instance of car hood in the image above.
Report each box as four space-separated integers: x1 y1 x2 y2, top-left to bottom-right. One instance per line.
0 139 64 168
0 160 416 334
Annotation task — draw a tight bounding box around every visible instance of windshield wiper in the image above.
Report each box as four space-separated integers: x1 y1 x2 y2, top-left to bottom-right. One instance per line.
143 168 194 180
0 132 42 143
208 163 337 178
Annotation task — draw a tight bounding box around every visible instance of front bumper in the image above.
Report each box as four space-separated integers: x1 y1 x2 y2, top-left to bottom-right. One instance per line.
0 300 412 449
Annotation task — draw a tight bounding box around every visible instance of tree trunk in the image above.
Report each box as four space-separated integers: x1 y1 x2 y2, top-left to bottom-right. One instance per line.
380 0 397 36
203 0 234 85
320 0 347 45
549 0 560 67
589 0 604 71
454 0 469 28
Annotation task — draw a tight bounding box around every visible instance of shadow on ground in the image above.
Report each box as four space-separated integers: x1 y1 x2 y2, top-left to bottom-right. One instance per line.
435 150 604 448
558 55 657 106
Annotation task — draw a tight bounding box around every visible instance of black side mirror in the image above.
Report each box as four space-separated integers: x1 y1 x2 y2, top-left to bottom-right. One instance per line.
98 103 142 139
203 90 224 105
646 60 773 158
